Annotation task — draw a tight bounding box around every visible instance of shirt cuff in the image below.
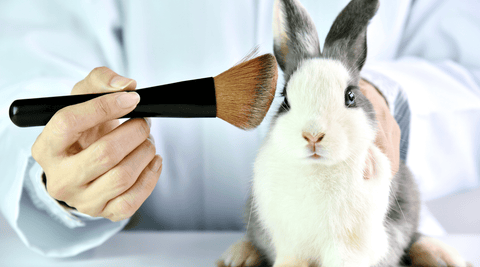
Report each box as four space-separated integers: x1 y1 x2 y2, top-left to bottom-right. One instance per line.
23 157 99 229
19 156 129 257
361 68 406 117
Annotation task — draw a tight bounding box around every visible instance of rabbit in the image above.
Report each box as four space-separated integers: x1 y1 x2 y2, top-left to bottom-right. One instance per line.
217 0 421 266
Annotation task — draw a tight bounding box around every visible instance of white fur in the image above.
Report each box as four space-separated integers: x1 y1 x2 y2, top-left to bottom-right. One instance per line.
252 59 393 267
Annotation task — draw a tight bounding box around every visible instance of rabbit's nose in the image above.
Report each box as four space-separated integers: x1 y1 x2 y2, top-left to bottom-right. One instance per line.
302 132 325 144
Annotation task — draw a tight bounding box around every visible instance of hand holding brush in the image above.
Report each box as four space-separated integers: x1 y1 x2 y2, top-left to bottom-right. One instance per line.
10 54 278 130
25 54 278 221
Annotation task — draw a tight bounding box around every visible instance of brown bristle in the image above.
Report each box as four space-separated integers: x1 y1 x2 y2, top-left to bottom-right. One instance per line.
214 54 278 130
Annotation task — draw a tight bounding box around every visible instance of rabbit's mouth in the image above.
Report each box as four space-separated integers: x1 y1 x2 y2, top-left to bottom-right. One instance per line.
304 145 336 164
305 146 327 159
305 153 329 164
306 152 327 162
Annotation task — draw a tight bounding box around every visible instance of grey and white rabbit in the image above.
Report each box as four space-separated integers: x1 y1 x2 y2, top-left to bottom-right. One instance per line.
218 0 421 266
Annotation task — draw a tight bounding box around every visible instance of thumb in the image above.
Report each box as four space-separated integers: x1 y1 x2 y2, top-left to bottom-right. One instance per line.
72 66 137 95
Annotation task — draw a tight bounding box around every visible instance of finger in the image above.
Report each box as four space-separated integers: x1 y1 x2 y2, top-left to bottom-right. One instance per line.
72 66 137 95
101 155 163 222
79 137 156 216
374 106 400 178
89 118 149 146
388 122 400 177
72 118 150 184
97 117 150 142
76 119 121 150
359 79 401 177
363 148 375 180
41 91 140 156
70 67 137 149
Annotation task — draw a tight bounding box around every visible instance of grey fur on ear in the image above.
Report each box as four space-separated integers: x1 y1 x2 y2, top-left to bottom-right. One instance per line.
273 0 321 81
323 0 379 84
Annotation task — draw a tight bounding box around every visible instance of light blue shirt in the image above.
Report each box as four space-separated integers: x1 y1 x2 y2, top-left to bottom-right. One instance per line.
1 0 480 257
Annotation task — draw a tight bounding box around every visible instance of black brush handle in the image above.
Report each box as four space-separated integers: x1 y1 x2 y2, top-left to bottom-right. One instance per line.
9 77 216 127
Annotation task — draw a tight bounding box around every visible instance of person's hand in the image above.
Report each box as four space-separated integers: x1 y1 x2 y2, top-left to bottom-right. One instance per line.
360 83 473 266
359 79 401 179
31 67 163 222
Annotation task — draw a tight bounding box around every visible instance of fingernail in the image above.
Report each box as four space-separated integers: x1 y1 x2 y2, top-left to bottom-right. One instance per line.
150 155 162 172
224 255 232 266
245 256 257 266
147 134 155 145
436 258 447 267
144 117 152 128
110 75 134 89
116 92 140 108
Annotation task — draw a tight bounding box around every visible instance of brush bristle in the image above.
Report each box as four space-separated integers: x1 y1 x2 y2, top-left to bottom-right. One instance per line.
214 54 278 130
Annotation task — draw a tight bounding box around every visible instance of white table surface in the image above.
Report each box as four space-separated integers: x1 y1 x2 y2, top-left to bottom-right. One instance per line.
0 228 479 267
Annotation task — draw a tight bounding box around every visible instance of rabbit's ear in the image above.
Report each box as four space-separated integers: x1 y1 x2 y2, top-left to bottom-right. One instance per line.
323 0 379 84
273 0 321 81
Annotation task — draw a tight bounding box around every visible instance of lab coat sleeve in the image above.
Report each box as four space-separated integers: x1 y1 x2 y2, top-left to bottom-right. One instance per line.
363 0 480 234
0 0 129 257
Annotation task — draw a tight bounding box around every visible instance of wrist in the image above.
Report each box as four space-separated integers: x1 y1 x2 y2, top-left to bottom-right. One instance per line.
24 158 85 228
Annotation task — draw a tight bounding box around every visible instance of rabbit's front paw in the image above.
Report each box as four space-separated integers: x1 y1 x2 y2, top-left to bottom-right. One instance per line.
410 236 471 267
216 238 263 267
273 262 309 267
273 255 311 267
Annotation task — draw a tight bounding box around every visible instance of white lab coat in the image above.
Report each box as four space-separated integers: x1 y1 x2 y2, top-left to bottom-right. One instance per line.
0 0 479 257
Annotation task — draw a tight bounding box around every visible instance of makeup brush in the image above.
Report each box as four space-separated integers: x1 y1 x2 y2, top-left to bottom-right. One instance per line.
9 53 278 130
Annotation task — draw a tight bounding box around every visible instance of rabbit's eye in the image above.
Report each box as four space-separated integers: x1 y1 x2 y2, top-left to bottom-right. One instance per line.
345 89 356 107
